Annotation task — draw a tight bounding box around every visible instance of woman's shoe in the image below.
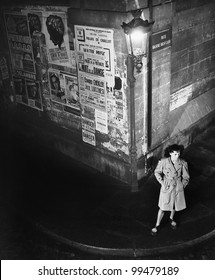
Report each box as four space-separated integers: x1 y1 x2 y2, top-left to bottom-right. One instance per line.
151 225 160 236
170 219 177 230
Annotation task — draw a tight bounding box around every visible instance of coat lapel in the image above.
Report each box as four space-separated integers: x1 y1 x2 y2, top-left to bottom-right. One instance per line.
167 158 181 174
174 159 182 172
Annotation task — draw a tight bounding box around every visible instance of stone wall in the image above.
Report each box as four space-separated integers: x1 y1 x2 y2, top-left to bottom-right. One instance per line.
169 0 215 142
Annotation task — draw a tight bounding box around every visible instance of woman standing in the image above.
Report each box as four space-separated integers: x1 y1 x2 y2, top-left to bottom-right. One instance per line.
151 144 190 235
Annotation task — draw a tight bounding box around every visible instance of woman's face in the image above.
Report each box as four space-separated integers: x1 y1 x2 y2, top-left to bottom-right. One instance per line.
170 151 180 161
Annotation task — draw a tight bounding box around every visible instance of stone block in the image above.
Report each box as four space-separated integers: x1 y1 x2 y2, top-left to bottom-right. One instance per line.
173 3 214 32
152 63 171 89
152 47 171 70
171 49 189 74
83 0 148 12
175 0 212 12
152 4 172 32
171 67 193 93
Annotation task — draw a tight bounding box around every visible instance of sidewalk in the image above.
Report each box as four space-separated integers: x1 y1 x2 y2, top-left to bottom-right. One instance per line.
1 121 215 259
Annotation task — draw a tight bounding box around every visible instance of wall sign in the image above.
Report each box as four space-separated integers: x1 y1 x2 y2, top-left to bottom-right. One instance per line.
152 29 171 52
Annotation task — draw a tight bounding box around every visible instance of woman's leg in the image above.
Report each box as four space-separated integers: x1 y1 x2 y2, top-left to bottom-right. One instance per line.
170 209 175 220
151 209 164 234
170 209 177 228
156 209 165 227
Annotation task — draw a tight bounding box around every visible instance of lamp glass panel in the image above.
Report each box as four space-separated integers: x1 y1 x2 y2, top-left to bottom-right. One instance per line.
125 32 148 56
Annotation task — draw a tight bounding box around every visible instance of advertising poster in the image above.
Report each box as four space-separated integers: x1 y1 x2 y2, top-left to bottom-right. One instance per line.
42 11 70 67
75 25 115 87
26 80 42 110
13 76 28 104
82 129 96 146
4 13 36 80
48 69 80 112
95 109 108 134
26 11 50 98
0 53 11 92
78 72 106 111
0 56 9 80
81 105 96 145
75 25 115 145
4 12 44 111
65 75 80 110
49 70 66 104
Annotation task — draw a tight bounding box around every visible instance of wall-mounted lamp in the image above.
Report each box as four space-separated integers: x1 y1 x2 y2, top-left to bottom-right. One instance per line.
121 9 154 72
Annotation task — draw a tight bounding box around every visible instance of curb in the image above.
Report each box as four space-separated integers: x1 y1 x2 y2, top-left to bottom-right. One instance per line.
34 222 215 258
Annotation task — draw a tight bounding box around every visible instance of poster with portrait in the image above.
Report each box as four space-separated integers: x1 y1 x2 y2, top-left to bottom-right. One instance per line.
65 75 80 110
13 76 28 104
48 69 81 112
42 11 70 67
26 80 42 110
48 70 66 104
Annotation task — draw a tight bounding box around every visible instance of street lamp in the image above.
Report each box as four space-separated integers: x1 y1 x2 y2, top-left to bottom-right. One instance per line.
121 9 154 191
122 9 154 72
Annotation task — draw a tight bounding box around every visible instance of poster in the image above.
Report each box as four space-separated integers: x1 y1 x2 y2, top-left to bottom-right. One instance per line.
81 105 96 145
4 12 44 111
0 56 9 80
4 13 36 80
42 11 70 67
26 80 42 110
75 25 115 145
78 73 106 110
64 75 80 110
95 109 108 134
75 25 115 86
13 76 28 104
82 129 96 146
170 84 192 111
48 69 80 112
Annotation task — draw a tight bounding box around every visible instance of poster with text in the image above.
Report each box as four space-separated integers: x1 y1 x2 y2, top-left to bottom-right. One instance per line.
75 25 115 87
4 12 36 80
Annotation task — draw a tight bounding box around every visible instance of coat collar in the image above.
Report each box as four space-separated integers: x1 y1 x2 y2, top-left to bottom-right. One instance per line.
167 157 182 172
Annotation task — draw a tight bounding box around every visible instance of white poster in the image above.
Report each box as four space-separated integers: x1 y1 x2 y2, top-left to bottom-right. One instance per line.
170 84 192 111
75 25 114 144
75 25 115 87
95 109 108 134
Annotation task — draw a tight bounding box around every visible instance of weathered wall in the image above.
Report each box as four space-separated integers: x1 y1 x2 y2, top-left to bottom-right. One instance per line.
150 2 172 147
0 2 135 185
148 0 215 150
169 0 215 144
1 0 215 186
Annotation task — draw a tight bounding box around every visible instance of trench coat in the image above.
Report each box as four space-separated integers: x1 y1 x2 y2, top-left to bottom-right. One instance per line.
154 157 190 211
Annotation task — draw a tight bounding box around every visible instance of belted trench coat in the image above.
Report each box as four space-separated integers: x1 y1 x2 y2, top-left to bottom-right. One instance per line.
154 157 190 211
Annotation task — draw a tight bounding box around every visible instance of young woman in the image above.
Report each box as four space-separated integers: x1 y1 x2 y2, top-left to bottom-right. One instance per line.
151 144 190 236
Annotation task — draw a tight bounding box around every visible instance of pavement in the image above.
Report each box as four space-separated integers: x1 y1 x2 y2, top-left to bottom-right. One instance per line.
1 115 215 259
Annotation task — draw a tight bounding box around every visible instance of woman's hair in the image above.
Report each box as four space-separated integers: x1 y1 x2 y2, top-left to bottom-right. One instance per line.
164 144 184 157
